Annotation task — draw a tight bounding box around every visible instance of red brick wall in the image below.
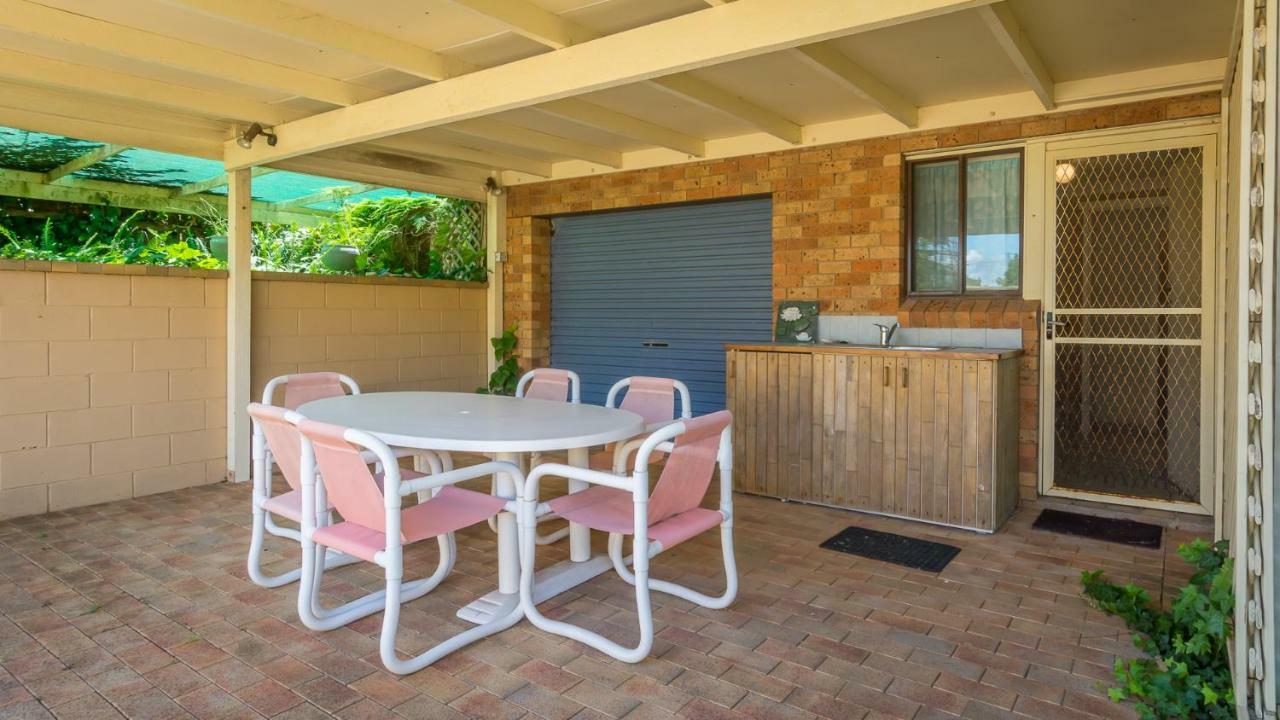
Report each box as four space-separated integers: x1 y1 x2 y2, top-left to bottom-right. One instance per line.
503 92 1220 500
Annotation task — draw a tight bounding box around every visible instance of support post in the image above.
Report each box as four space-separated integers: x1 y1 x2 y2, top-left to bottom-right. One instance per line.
227 168 253 482
484 185 507 374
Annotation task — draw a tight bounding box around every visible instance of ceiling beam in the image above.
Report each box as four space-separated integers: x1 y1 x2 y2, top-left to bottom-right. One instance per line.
177 167 279 196
0 49 304 126
533 99 705 157
312 147 492 185
977 2 1054 110
648 74 802 143
224 0 994 168
792 43 918 127
448 0 595 50
271 182 380 209
449 0 797 143
159 0 461 80
0 0 381 106
372 136 551 178
44 144 129 184
448 117 623 167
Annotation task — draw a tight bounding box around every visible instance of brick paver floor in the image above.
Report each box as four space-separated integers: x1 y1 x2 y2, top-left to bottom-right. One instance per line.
0 474 1210 719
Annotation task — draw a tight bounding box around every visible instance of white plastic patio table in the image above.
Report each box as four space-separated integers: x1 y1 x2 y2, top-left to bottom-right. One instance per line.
297 391 644 624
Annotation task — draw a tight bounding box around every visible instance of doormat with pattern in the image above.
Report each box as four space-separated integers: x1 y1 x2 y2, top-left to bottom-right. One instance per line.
819 526 960 572
1032 509 1163 548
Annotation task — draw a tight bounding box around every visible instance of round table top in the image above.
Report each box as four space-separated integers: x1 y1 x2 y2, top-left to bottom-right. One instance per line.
297 391 646 453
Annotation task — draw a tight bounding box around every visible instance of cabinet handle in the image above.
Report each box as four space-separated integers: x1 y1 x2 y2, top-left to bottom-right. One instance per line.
882 366 890 387
901 367 908 388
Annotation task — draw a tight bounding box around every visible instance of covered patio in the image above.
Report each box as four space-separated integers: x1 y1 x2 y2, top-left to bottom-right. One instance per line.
0 0 1274 718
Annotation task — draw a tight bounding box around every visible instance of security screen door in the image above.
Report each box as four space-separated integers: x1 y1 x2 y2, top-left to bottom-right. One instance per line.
1043 134 1215 511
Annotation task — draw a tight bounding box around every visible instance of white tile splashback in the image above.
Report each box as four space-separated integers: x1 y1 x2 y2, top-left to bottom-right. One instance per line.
817 315 1022 349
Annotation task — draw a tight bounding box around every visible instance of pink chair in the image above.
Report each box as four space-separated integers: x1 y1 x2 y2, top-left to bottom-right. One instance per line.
294 417 524 674
515 368 581 403
519 410 736 663
247 404 364 587
590 376 693 473
250 373 450 589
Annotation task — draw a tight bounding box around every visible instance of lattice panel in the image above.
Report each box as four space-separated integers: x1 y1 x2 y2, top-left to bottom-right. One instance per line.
1057 313 1201 340
1053 343 1201 503
1055 147 1204 309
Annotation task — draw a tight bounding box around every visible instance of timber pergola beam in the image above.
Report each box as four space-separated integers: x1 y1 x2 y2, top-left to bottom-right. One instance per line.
448 117 624 168
224 0 997 168
177 167 279 196
270 182 380 210
978 2 1054 110
0 167 327 225
44 144 130 184
0 0 381 106
455 0 783 144
792 44 918 128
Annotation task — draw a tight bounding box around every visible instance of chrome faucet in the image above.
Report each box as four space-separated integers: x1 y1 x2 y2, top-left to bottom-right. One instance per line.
873 322 900 347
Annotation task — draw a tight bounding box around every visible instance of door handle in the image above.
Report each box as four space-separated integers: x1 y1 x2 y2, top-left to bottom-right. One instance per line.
1045 311 1068 340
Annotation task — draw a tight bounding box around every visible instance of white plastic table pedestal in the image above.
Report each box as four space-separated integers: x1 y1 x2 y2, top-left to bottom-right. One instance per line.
297 391 643 625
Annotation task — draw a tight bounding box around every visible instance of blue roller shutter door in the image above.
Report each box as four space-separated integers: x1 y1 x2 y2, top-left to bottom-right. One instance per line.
550 198 773 414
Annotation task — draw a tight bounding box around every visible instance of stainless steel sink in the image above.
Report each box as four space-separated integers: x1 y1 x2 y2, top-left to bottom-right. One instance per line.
818 341 944 351
883 345 943 351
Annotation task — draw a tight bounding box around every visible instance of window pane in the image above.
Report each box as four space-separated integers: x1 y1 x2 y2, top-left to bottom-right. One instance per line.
965 153 1021 291
911 160 960 293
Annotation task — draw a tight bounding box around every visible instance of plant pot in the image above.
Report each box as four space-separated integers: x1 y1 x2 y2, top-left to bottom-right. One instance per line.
208 235 228 261
321 244 360 272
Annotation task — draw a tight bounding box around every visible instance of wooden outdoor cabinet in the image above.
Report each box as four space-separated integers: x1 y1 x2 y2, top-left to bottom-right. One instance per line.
726 343 1022 533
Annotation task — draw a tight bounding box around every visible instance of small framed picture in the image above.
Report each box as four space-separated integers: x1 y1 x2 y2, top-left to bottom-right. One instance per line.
775 301 818 343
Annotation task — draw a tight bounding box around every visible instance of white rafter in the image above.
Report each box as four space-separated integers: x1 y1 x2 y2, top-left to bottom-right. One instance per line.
449 0 799 143
531 100 706 157
648 74 802 143
224 0 995 168
792 44 918 128
43 144 129 184
449 117 624 168
977 2 1054 110
160 0 461 80
0 0 381 106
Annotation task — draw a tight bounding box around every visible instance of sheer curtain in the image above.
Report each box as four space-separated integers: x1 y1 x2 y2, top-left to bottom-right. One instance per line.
911 160 960 292
964 153 1020 291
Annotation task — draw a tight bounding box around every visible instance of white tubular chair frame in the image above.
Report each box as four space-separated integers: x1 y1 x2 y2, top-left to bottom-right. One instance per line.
499 368 582 544
296 426 525 674
604 377 694 423
515 368 582 403
247 406 361 588
518 420 737 663
252 372 451 567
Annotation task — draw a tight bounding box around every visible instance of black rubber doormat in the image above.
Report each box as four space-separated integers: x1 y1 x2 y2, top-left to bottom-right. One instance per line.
819 526 960 572
1032 509 1162 548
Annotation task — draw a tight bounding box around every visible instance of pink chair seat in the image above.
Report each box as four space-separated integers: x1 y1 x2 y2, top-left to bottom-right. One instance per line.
313 486 507 562
546 486 722 548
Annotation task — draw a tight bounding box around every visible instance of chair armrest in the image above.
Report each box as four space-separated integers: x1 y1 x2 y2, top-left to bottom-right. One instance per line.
524 463 635 503
399 461 524 499
612 437 676 473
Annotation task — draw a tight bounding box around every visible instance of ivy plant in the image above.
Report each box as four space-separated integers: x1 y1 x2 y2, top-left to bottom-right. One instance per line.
477 324 520 396
1080 538 1234 719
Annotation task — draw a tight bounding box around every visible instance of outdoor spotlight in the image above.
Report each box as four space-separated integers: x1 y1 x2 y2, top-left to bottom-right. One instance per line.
485 177 503 196
236 123 278 149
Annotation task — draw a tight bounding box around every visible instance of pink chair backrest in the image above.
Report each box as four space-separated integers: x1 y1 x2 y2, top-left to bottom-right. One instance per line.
282 372 346 411
524 369 573 402
620 377 677 426
296 419 388 534
645 410 731 525
249 403 305 492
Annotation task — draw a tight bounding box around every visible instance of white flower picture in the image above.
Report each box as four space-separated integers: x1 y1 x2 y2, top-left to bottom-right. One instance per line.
795 331 811 342
780 306 802 322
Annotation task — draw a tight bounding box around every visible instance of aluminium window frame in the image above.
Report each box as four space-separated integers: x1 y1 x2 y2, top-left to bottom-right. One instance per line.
904 147 1025 298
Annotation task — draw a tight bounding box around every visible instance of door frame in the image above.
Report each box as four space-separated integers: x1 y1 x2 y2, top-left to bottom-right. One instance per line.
1038 128 1219 515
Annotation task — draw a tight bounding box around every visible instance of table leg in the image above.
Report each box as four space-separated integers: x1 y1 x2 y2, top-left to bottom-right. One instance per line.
494 451 520 595
566 447 591 562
